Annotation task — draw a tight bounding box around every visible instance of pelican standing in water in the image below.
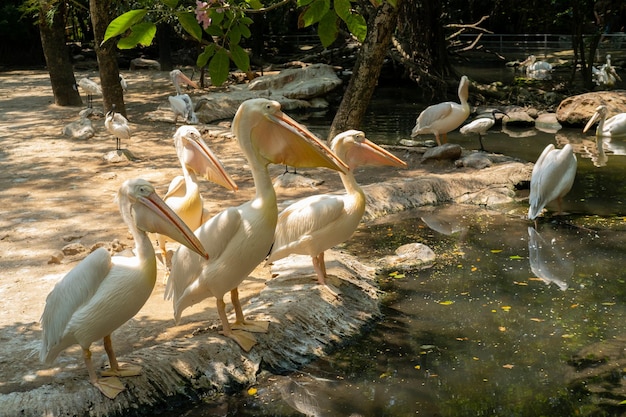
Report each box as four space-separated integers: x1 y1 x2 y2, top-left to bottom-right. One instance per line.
156 125 238 268
528 144 577 220
411 76 470 145
40 179 208 399
583 105 626 138
166 98 347 351
459 109 508 151
169 70 199 124
104 104 131 151
266 130 406 295
78 77 102 109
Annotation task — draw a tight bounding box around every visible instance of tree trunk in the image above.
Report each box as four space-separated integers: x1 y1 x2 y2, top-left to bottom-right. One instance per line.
157 23 174 72
329 0 401 140
89 0 125 116
38 0 82 107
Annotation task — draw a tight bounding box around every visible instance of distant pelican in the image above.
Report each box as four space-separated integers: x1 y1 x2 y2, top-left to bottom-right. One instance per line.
104 104 131 151
40 178 207 399
583 105 626 138
169 70 199 124
411 76 470 146
592 54 622 88
119 74 128 92
528 144 577 220
521 55 552 72
459 109 508 151
78 77 102 108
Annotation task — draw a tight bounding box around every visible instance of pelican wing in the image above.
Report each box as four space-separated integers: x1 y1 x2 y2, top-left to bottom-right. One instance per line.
40 247 112 362
165 206 243 301
164 175 186 200
529 144 576 219
605 113 626 137
268 194 347 262
413 102 453 133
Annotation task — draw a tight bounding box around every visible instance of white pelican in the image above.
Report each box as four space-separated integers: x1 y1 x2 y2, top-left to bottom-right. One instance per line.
40 178 208 399
592 54 622 88
156 125 238 265
459 109 508 151
165 98 347 351
411 75 470 145
104 104 131 151
169 70 199 124
521 55 553 73
119 74 128 92
266 130 406 294
583 105 626 138
78 77 102 108
528 144 577 220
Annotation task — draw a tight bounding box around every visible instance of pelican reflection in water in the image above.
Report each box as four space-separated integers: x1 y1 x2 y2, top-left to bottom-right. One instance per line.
527 226 573 291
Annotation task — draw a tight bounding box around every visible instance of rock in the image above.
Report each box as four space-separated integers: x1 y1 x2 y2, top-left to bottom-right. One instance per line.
421 143 463 163
103 149 138 163
534 112 562 133
502 110 535 127
130 57 161 70
455 152 492 169
248 63 342 99
379 243 436 271
62 117 94 140
273 172 324 189
556 91 626 126
62 242 87 256
47 250 64 264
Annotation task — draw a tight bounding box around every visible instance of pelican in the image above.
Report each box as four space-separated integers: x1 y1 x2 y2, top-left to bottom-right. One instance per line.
169 70 199 124
78 77 102 108
156 125 238 266
583 105 626 138
592 54 622 88
104 104 131 151
521 55 553 73
459 109 508 151
266 130 406 294
411 75 470 146
40 178 208 399
165 98 347 351
119 74 128 92
528 144 577 220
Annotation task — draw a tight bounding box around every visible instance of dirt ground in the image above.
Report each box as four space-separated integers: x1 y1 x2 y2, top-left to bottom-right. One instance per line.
0 68 434 393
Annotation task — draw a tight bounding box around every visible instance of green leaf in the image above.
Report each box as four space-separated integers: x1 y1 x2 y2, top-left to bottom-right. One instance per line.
333 0 351 20
230 44 250 72
162 0 179 7
229 25 242 45
509 255 524 260
238 21 252 38
301 0 330 27
318 10 338 47
343 13 367 41
297 0 316 7
197 44 216 68
117 22 156 49
209 48 230 86
206 25 224 37
103 9 147 44
384 0 396 7
210 9 224 25
176 12 203 42
246 0 263 10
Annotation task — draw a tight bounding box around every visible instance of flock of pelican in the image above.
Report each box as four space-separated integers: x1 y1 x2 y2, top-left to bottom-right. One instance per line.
40 63 626 399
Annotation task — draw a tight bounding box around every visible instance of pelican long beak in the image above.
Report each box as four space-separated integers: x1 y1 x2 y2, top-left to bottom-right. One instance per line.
176 72 198 90
253 109 348 173
583 111 601 134
344 138 407 170
134 190 208 259
182 135 238 191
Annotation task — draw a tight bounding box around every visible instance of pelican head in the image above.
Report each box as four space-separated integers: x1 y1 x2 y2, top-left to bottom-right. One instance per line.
119 178 208 259
233 98 348 172
583 105 608 134
330 129 407 170
170 69 199 95
173 126 238 191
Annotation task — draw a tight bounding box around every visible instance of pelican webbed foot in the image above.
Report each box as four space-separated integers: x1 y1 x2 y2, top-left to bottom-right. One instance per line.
222 329 258 352
101 362 142 377
93 376 125 399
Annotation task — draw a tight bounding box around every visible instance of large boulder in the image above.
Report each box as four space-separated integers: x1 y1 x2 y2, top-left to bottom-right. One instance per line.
556 91 626 126
247 63 342 99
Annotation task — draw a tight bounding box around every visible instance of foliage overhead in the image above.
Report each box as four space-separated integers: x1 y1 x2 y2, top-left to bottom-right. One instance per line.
102 0 373 86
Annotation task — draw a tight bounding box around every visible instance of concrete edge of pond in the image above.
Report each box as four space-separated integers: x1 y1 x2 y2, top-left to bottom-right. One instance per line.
1 158 531 417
